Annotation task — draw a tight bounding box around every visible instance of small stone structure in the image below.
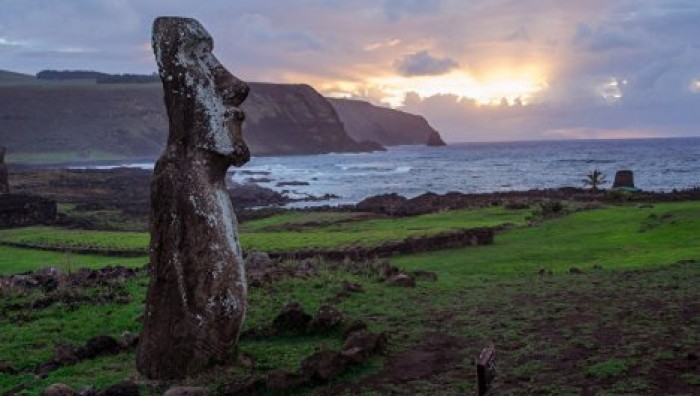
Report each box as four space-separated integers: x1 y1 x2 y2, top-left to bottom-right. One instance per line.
612 170 635 189
0 146 8 194
0 194 57 228
137 17 251 379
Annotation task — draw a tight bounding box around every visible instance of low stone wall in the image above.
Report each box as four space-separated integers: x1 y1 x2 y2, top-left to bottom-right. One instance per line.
0 194 57 228
269 227 495 261
0 227 495 260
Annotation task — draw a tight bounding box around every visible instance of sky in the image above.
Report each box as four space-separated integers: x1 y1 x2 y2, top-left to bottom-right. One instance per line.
1 0 700 142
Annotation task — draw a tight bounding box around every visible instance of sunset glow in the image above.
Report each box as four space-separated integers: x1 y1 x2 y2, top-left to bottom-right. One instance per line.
322 67 549 108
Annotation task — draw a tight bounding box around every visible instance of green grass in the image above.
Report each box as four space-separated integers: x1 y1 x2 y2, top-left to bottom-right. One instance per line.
0 206 529 256
396 202 700 278
0 246 146 275
0 227 148 251
1 201 700 394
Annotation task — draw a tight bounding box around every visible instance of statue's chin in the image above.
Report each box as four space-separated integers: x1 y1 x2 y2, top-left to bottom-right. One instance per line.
229 142 250 167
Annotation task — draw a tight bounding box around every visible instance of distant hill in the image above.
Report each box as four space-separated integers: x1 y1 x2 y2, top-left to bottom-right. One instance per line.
0 71 384 162
0 70 36 84
329 98 446 147
0 69 445 164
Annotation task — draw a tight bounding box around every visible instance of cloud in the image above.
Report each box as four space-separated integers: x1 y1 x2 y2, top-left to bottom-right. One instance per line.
1 0 700 141
393 50 458 76
382 0 442 21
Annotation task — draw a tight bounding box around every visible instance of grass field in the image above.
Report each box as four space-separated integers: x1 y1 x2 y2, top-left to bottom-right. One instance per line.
0 206 529 258
1 201 699 394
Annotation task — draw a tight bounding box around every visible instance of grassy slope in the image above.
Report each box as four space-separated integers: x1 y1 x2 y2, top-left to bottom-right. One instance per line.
397 201 700 277
1 202 699 394
0 206 528 271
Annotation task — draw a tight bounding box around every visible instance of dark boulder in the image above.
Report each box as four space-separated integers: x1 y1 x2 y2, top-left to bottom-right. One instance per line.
43 383 75 396
307 304 343 333
96 382 139 396
300 350 348 382
272 302 312 334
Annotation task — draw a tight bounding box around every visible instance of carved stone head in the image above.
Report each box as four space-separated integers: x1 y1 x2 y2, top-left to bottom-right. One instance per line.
152 17 250 166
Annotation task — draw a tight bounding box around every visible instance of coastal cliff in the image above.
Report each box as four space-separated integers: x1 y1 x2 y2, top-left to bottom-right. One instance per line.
329 98 446 147
1 71 456 163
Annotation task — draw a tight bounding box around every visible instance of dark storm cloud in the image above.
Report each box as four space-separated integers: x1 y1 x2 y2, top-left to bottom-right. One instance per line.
394 50 458 76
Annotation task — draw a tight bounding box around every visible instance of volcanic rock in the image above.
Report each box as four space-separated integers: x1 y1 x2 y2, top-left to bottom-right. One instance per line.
308 304 343 333
95 382 139 396
137 17 250 379
388 273 417 287
341 330 389 364
272 302 312 334
82 335 121 359
163 387 208 396
300 350 348 381
43 383 75 396
265 370 306 392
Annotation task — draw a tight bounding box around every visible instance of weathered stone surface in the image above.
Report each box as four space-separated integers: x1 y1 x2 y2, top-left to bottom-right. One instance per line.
613 170 635 188
43 383 75 396
137 17 250 379
300 350 349 381
0 146 8 194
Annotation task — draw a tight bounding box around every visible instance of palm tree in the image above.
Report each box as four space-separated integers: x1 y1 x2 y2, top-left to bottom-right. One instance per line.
583 169 606 191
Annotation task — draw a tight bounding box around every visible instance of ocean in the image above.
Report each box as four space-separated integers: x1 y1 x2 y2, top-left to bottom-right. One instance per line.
98 137 700 206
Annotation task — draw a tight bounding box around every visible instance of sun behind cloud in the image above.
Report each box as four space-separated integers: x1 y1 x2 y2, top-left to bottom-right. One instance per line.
322 64 549 108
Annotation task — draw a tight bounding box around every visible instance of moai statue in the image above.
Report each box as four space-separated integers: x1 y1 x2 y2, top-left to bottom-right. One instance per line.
0 146 8 194
612 170 635 189
136 17 251 379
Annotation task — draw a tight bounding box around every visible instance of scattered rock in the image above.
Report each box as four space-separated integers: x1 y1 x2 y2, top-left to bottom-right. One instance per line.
119 331 139 349
95 381 139 396
308 305 343 333
272 302 312 334
0 360 17 374
217 376 264 396
54 343 80 365
82 335 121 359
300 349 348 382
265 370 305 392
388 273 416 287
43 383 75 396
163 386 208 396
343 320 368 340
687 352 698 361
341 331 388 364
297 260 318 276
569 267 584 275
245 251 271 267
76 386 97 396
342 281 363 293
376 261 400 280
412 270 438 282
